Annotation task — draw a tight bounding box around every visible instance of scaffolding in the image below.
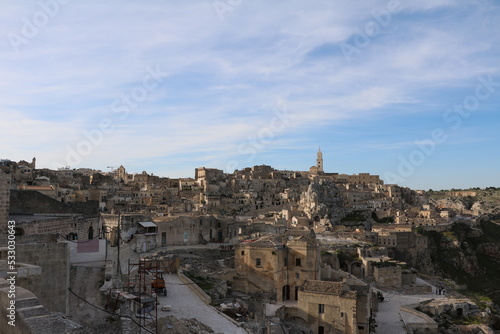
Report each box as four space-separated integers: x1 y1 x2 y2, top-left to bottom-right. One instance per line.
125 256 180 333
126 258 160 334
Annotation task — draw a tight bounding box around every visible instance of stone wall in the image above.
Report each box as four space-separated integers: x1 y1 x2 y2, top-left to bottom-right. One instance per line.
13 263 42 298
10 190 99 216
68 265 107 327
400 303 438 334
154 215 226 246
297 287 358 334
13 215 98 241
16 242 70 314
233 244 279 295
374 265 402 288
0 171 10 234
178 270 212 305
0 278 81 334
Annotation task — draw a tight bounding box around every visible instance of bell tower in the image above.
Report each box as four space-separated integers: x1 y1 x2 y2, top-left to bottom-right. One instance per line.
316 148 323 172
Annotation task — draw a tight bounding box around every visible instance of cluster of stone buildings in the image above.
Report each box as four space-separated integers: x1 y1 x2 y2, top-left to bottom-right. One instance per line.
234 229 377 333
0 152 475 333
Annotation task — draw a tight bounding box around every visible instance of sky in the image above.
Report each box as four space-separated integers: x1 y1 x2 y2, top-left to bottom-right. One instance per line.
1 0 499 190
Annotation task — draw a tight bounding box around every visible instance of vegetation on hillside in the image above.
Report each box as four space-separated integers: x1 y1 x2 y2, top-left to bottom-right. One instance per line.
423 220 500 308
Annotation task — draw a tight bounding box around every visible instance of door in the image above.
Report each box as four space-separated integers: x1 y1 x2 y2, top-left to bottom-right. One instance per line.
282 285 290 301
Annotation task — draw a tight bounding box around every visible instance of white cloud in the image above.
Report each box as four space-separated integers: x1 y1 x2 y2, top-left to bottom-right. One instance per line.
0 0 499 182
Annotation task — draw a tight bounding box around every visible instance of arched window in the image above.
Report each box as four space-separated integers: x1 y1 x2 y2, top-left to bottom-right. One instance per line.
88 226 94 239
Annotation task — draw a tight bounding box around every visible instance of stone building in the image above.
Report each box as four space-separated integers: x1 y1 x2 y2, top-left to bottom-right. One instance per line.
10 214 99 241
153 214 227 246
287 279 373 334
316 148 323 173
332 173 383 186
101 213 151 243
373 264 402 288
234 229 320 302
195 167 226 187
8 189 100 238
376 230 427 250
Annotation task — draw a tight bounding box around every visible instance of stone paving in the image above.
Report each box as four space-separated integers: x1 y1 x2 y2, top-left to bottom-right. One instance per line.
375 279 445 333
158 274 248 334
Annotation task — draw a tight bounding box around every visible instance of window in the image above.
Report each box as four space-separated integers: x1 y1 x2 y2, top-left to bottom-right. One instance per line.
295 258 301 266
241 251 245 256
318 304 324 314
296 273 300 279
256 258 261 267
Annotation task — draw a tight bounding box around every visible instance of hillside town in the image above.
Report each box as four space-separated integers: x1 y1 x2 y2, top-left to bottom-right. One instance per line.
0 151 499 334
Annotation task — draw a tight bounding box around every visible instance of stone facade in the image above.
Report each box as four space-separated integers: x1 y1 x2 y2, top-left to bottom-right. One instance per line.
12 215 98 241
234 230 319 302
0 278 81 334
373 265 402 288
316 148 323 173
294 279 372 334
9 190 100 216
15 242 70 314
154 215 226 246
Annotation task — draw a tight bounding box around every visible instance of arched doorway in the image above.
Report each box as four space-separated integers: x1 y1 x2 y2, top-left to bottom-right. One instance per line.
88 226 94 240
351 261 362 277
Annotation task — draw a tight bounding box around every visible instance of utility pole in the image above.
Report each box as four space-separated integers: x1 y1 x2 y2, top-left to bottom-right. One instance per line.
117 211 122 278
114 211 123 289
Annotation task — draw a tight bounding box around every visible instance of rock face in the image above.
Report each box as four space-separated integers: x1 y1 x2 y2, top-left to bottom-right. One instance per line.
431 198 466 211
415 221 500 306
299 181 344 221
429 190 500 216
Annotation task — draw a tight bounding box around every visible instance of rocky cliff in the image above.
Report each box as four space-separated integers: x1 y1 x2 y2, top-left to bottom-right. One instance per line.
299 180 344 221
430 189 500 216
420 220 500 307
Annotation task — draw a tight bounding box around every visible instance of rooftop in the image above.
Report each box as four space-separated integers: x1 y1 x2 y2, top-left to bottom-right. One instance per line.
301 280 356 298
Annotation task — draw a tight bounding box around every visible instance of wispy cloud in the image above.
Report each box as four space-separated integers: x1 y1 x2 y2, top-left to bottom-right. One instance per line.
0 0 499 188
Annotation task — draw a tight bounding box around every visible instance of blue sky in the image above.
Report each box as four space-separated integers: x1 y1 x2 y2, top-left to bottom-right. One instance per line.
1 0 499 190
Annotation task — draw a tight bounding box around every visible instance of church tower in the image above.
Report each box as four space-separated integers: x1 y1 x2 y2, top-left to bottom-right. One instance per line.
316 148 323 172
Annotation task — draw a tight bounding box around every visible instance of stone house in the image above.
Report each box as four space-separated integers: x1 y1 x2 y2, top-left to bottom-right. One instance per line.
234 229 320 302
154 214 227 246
282 279 373 334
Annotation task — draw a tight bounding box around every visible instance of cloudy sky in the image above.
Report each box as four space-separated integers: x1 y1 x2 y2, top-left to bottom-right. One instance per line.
1 0 499 190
